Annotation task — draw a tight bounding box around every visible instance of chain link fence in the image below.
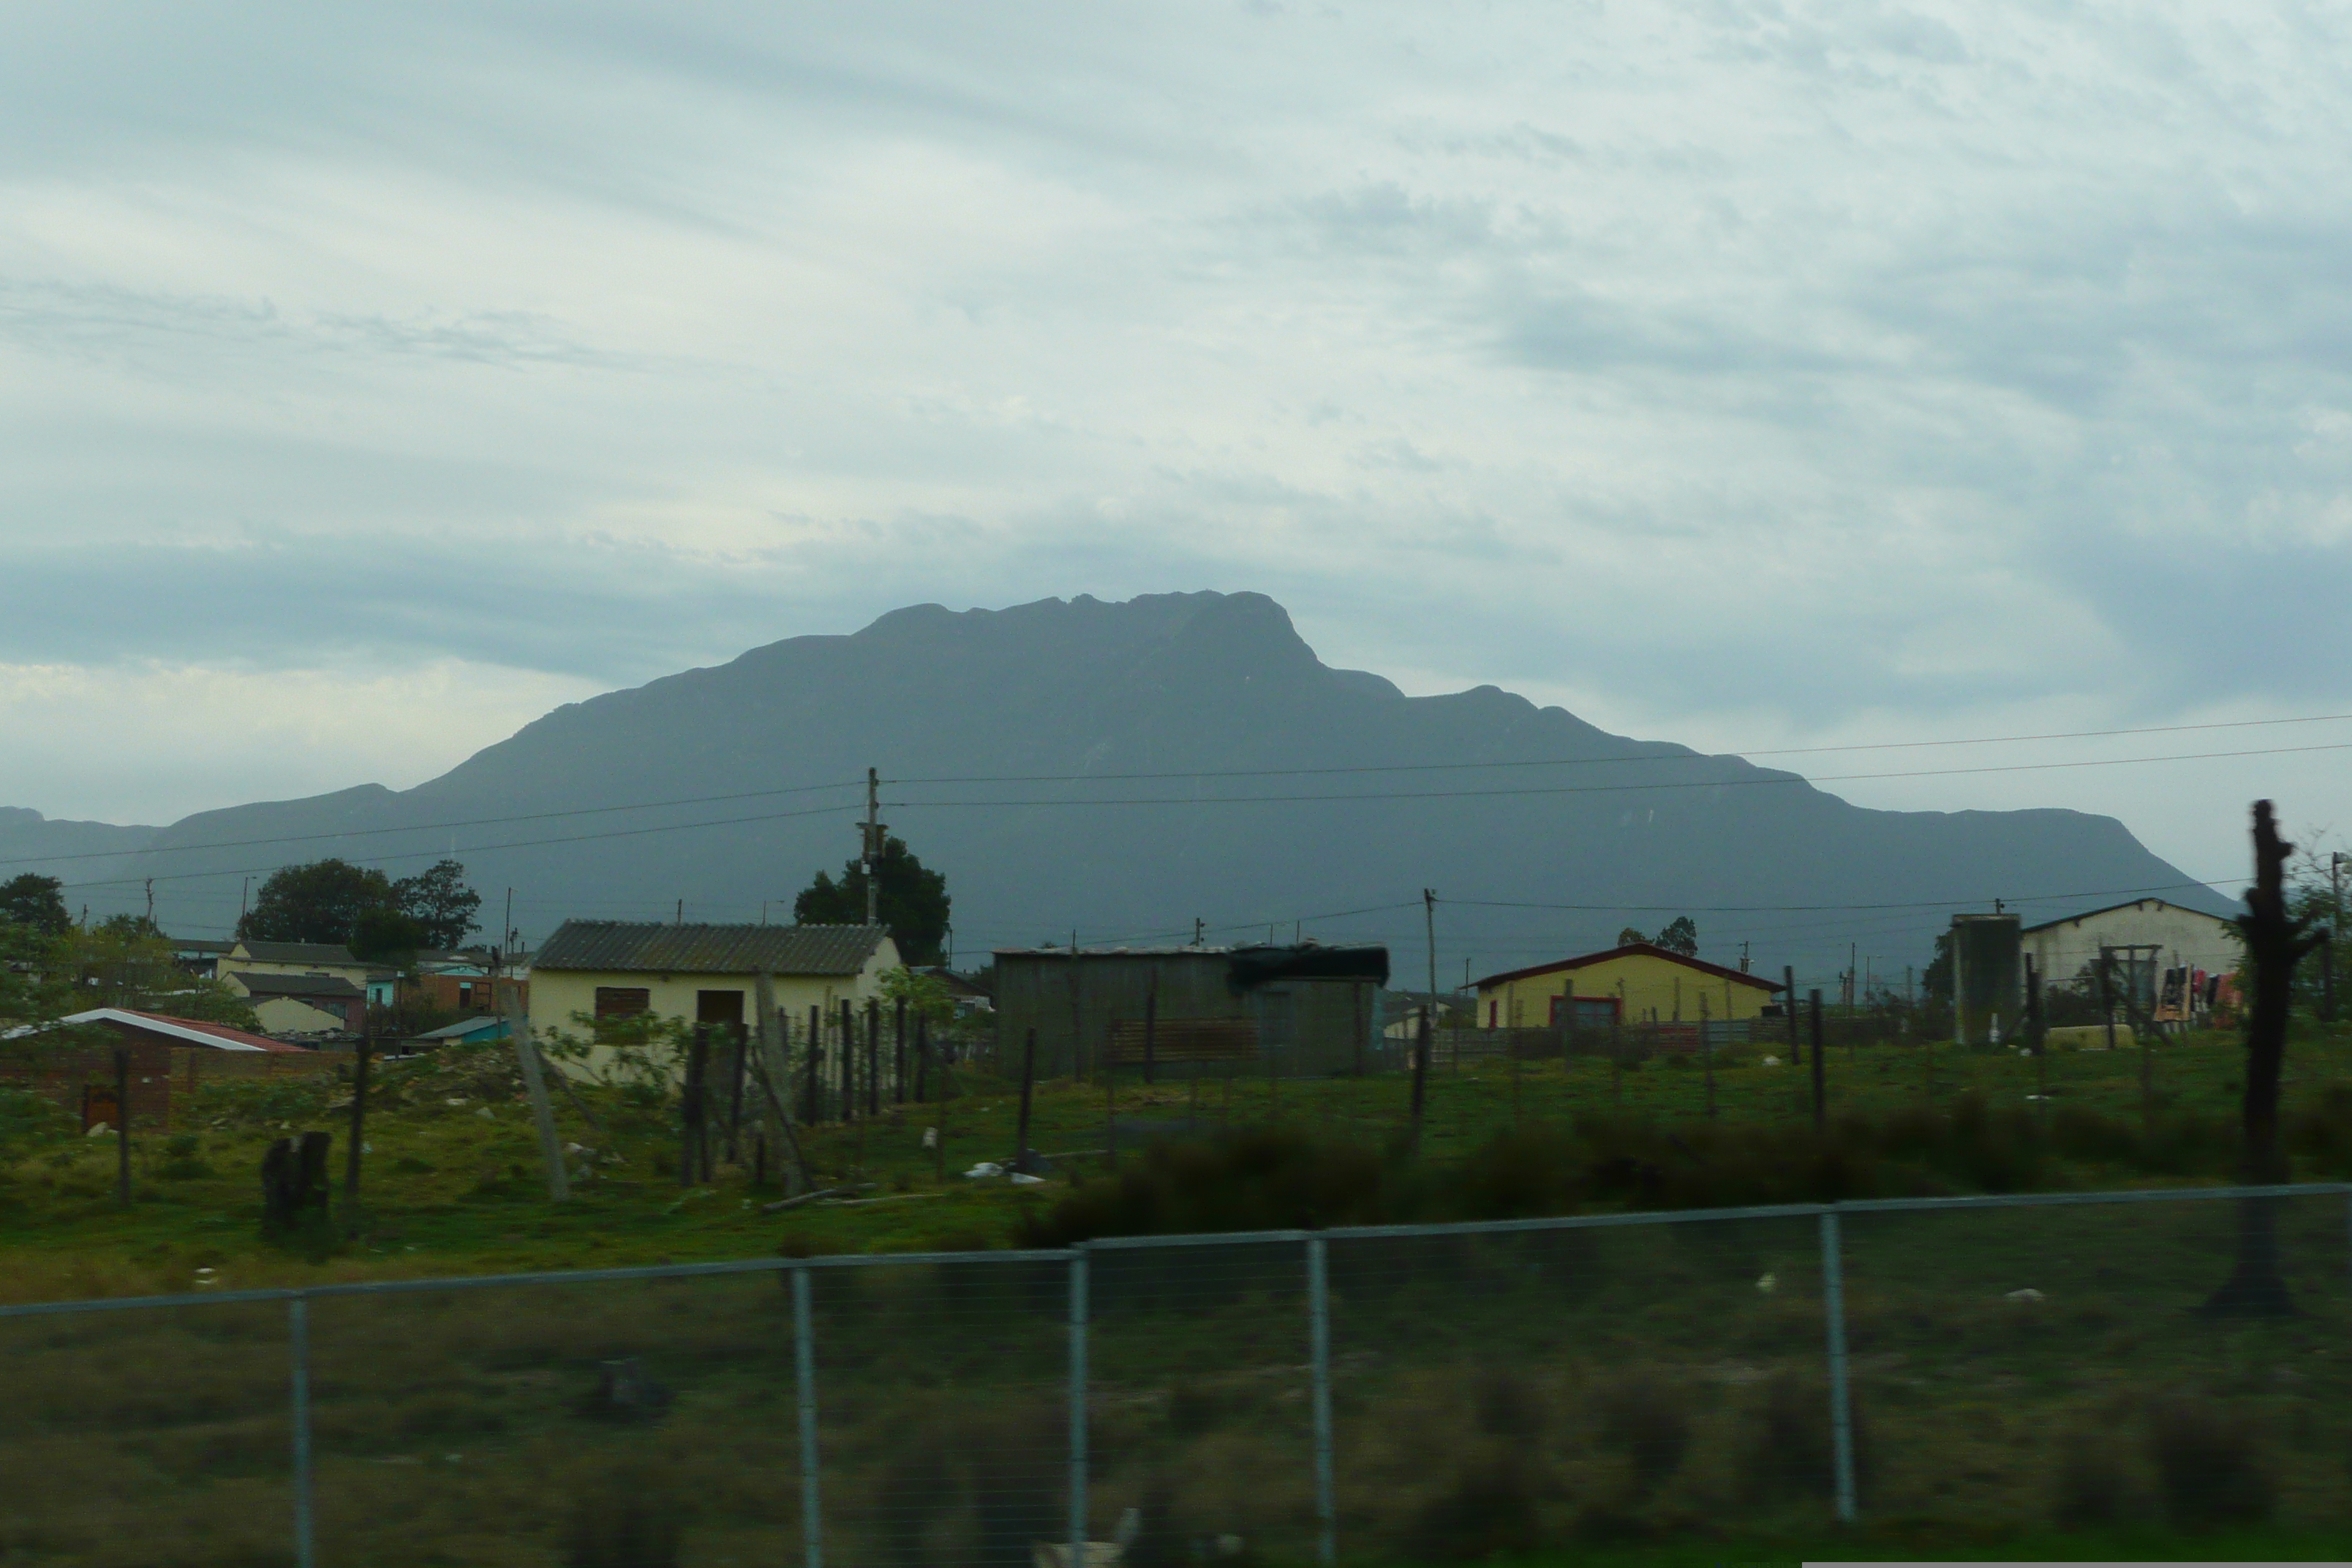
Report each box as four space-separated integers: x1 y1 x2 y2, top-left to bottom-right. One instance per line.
3 1183 2348 1565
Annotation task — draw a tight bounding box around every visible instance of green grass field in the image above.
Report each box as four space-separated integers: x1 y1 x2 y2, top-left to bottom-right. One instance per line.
4 1022 2351 1303
5 1027 2352 1564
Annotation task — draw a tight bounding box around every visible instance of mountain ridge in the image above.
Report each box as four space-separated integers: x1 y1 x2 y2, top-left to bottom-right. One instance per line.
13 591 2229 979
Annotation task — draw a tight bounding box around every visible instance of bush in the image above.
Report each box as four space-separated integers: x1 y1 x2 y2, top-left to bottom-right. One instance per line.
2149 1396 2274 1527
2053 1430 2133 1526
563 1497 680 1568
1402 1455 1542 1562
1592 1375 1689 1496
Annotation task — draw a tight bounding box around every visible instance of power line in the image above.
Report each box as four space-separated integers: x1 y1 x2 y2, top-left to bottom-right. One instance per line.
885 739 2352 811
0 776 867 869
891 710 2352 785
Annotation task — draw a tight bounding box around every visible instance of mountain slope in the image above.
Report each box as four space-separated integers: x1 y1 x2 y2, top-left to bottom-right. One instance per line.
95 592 2228 980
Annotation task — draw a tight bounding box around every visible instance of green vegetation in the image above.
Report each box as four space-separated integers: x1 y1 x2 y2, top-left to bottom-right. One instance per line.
0 1023 2348 1300
4 1028 2352 1562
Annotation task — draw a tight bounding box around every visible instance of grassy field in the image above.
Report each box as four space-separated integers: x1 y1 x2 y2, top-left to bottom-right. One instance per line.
5 1027 2352 1564
3 1021 2351 1303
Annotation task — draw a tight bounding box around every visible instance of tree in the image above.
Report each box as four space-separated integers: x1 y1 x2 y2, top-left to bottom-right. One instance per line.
0 873 71 936
237 860 395 945
391 860 481 949
1616 927 1646 947
1654 916 1699 957
793 833 951 965
95 913 162 942
350 907 429 965
2204 799 2324 1317
235 856 480 954
1921 932 1954 1003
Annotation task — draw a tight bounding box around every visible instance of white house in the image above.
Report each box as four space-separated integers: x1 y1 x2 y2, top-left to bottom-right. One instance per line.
2021 899 2240 1016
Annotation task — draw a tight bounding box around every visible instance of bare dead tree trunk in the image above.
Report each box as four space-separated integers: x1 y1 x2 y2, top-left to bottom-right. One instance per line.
2203 799 2321 1318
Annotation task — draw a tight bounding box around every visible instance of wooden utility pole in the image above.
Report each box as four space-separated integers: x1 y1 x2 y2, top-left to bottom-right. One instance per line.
2025 954 2046 1114
1014 1027 1039 1172
804 1005 823 1123
680 1025 709 1187
344 1025 372 1215
863 767 882 927
1809 990 1826 1132
754 973 813 1194
1784 966 1800 1066
840 1000 857 1123
865 1000 881 1117
513 1010 568 1202
894 997 908 1104
1409 1005 1431 1145
1142 981 1158 1086
2205 799 2323 1316
113 1048 131 1207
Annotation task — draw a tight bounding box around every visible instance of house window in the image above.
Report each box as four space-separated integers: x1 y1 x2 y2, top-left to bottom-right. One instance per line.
595 987 651 1018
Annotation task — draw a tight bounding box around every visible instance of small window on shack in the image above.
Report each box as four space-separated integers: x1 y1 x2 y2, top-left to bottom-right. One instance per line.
595 987 651 1018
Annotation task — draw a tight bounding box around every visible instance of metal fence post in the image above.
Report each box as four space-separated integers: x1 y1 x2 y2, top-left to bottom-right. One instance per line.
289 1294 314 1568
1308 1236 1336 1564
794 1265 823 1568
1819 1210 1858 1523
1069 1248 1090 1563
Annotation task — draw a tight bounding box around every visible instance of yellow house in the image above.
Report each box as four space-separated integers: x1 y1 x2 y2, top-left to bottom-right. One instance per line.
1472 942 1781 1030
527 921 901 1079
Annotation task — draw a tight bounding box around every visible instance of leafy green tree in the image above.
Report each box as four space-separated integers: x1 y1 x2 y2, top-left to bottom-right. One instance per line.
350 907 429 965
0 873 71 936
238 859 395 945
1616 927 1646 947
391 860 481 949
235 856 480 952
794 834 951 965
1654 916 1699 957
96 913 162 941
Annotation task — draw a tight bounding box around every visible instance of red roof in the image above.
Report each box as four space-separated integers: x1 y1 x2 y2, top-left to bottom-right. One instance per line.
59 1009 312 1053
1472 942 1782 994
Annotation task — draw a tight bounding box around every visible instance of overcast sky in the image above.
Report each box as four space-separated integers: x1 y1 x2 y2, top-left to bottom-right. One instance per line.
4 1 2350 887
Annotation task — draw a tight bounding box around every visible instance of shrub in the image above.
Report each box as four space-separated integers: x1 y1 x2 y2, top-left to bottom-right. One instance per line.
1592 1375 1689 1496
2053 1431 2132 1526
563 1482 682 1568
1402 1455 1542 1562
2148 1396 2273 1527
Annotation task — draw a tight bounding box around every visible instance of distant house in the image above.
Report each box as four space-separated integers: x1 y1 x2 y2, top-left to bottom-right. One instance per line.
527 921 900 1078
409 1016 513 1049
990 943 1390 1078
1472 943 1782 1030
2021 899 2241 1017
170 938 234 979
0 1008 315 1131
219 941 372 991
407 972 528 1017
223 971 367 1034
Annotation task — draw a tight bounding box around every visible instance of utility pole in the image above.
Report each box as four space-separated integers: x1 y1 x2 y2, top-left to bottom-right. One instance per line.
239 875 251 926
143 878 154 929
863 767 881 927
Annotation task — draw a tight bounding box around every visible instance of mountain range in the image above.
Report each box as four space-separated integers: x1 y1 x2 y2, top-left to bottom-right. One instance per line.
4 592 2232 987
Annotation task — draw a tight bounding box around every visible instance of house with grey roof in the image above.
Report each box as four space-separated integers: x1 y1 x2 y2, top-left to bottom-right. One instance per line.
527 921 900 1079
220 941 372 992
223 970 368 1034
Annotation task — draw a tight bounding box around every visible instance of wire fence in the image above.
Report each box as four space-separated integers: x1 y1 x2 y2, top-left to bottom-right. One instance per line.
5 1183 2351 1565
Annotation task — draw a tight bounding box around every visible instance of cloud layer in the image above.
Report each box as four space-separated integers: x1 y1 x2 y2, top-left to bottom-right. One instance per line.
4 1 2351 874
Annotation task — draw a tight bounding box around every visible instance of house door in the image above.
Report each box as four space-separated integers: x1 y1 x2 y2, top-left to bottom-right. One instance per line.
696 990 745 1034
81 1083 120 1134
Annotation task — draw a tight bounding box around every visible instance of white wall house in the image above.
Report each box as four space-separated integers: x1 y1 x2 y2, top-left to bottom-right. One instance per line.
527 921 900 1080
2021 899 2240 1011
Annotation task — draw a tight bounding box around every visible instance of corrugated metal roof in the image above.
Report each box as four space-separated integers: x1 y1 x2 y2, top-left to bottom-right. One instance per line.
534 921 889 976
235 941 360 965
230 972 365 999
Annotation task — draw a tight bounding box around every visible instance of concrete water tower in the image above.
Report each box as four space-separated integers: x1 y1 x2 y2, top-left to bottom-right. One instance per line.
1950 913 2021 1047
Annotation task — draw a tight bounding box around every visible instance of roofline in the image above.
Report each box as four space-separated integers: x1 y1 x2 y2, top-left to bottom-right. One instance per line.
45 1009 274 1052
1473 943 1782 993
2019 897 2243 935
532 919 894 976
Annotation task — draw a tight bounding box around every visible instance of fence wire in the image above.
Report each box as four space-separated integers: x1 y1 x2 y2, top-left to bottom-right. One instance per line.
1 1187 2348 1565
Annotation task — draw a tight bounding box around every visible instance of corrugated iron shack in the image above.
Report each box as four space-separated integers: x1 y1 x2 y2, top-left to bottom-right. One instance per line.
990 943 1390 1079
